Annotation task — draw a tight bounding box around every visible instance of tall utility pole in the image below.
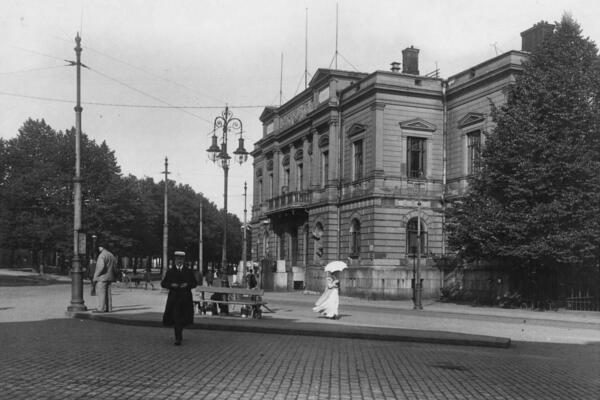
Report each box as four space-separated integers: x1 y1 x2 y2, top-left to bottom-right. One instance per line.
335 1 339 70
241 181 248 283
162 157 170 277
279 54 283 106
199 199 203 284
305 7 308 90
68 33 86 312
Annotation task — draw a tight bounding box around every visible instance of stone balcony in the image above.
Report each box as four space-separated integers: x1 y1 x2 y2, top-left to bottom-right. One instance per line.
265 189 312 216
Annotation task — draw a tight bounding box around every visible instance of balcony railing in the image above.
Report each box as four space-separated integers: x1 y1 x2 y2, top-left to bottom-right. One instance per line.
266 190 312 214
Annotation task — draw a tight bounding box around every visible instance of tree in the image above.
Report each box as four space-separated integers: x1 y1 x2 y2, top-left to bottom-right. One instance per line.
0 119 73 264
446 16 600 281
0 119 244 271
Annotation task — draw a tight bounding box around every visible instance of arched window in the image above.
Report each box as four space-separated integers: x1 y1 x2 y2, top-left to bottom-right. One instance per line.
406 218 427 256
349 219 361 257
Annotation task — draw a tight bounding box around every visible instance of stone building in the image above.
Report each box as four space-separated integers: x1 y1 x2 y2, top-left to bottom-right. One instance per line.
250 23 553 298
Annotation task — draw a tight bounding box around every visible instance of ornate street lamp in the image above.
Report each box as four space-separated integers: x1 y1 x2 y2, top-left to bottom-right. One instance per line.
206 106 248 285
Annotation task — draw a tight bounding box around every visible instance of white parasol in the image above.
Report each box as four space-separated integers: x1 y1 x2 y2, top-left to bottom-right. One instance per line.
324 260 348 273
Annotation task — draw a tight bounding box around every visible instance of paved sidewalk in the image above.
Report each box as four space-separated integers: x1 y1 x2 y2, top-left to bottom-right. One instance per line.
2 268 600 348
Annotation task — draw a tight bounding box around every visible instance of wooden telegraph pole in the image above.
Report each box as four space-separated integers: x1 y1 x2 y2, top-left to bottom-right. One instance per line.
68 33 86 312
162 157 170 278
199 199 203 284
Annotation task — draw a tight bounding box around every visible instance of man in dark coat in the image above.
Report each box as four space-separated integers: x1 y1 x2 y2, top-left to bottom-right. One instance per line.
161 251 197 345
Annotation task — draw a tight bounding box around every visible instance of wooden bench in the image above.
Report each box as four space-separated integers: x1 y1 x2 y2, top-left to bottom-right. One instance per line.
129 273 144 287
193 286 268 319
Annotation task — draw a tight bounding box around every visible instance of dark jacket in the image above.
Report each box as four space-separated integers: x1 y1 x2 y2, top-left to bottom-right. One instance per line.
161 265 198 326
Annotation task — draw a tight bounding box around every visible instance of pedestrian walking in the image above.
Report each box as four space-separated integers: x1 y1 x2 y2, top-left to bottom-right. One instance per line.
245 269 257 289
312 272 340 319
161 251 197 345
92 243 117 313
144 261 155 290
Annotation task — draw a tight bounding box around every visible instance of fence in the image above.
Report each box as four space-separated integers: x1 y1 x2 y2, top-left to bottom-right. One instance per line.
566 290 600 311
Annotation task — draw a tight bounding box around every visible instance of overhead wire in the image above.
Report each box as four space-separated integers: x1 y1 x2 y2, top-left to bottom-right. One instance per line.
0 65 65 75
8 44 260 124
0 90 268 109
338 52 361 72
86 65 213 124
82 43 273 126
7 34 271 151
10 45 69 63
83 44 227 106
293 71 307 97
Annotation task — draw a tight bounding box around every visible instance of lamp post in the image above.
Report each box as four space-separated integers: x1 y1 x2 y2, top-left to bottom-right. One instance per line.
90 234 97 283
242 181 248 284
91 234 97 260
414 200 423 310
68 33 86 312
206 106 249 286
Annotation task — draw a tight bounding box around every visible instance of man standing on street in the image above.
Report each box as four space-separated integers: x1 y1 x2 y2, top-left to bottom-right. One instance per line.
161 251 197 345
93 243 117 313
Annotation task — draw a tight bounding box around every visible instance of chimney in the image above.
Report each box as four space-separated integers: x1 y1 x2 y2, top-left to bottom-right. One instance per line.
390 61 401 73
521 21 554 52
402 46 419 75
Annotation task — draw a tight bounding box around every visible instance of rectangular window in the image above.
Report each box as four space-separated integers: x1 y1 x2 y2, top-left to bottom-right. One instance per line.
350 220 361 257
353 140 363 181
279 233 286 260
321 150 329 187
407 219 427 256
258 178 263 203
282 168 290 194
407 137 426 179
467 130 481 174
269 174 273 198
296 163 303 191
291 230 298 264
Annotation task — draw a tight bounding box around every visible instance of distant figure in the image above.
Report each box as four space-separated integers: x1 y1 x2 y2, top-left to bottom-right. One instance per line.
161 251 197 345
312 272 340 320
246 269 257 289
93 243 117 313
144 261 154 290
205 269 214 286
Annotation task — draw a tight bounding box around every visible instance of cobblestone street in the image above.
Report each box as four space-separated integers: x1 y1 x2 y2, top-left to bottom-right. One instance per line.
1 318 598 400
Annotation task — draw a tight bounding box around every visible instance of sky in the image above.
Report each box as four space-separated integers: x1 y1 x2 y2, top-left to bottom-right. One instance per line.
1 0 599 219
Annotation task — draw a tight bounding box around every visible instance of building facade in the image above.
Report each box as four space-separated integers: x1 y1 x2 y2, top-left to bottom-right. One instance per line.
250 23 551 298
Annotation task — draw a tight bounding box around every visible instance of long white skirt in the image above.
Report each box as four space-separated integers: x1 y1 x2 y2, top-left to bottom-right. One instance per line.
312 287 339 318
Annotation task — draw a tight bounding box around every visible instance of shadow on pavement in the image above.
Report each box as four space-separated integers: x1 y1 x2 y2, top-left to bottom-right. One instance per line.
0 275 69 286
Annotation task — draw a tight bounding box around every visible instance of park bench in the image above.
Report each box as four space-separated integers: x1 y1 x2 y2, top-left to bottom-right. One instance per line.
128 273 145 287
193 286 268 319
115 270 154 289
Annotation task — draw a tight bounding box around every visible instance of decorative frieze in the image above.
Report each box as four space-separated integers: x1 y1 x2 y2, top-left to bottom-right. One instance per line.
280 100 314 131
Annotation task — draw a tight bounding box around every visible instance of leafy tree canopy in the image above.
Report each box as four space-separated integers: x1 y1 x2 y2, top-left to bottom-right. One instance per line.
0 119 240 268
446 15 600 271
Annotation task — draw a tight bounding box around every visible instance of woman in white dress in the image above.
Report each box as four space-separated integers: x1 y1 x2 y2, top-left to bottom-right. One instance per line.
312 272 340 319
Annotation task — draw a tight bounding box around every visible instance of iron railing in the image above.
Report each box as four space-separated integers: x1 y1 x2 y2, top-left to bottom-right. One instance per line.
267 190 312 212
